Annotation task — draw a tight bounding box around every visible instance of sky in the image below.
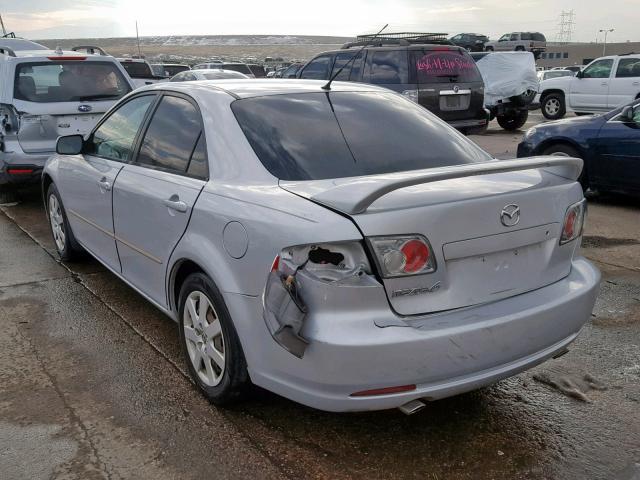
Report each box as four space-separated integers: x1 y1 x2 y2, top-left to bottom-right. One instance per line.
3 0 638 43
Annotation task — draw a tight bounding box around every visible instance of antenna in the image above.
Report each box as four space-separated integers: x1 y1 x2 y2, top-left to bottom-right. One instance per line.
136 21 142 58
322 23 388 91
0 15 6 36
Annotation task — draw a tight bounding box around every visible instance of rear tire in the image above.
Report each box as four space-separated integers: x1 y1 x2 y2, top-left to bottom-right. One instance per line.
46 183 84 261
485 46 494 52
496 110 528 131
515 46 525 51
542 144 588 190
541 93 566 120
178 272 250 406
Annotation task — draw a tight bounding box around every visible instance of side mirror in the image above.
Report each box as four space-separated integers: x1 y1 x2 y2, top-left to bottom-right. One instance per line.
576 70 584 79
620 105 635 122
56 135 84 155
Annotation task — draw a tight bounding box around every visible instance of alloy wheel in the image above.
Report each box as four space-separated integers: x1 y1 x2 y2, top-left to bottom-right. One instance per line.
183 291 226 387
48 194 66 252
545 98 561 116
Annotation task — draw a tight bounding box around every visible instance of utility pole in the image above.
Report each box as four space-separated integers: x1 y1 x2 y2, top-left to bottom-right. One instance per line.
557 10 575 44
599 28 614 56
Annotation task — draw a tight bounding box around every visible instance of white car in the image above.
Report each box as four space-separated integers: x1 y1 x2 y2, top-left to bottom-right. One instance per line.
538 54 640 119
170 69 248 82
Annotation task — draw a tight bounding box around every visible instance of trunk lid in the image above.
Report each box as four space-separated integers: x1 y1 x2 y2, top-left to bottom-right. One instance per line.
281 158 584 316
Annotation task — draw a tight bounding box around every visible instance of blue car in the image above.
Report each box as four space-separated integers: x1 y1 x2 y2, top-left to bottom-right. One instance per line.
518 100 640 195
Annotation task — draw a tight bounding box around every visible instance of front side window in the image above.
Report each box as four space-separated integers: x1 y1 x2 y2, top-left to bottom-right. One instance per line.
231 91 491 181
499 34 510 42
582 59 614 78
510 34 519 41
299 56 332 80
369 50 408 84
136 95 204 175
14 61 131 103
616 58 640 78
87 95 155 161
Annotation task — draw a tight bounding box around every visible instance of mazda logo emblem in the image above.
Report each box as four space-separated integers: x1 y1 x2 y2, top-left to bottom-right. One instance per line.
500 204 520 227
77 104 92 112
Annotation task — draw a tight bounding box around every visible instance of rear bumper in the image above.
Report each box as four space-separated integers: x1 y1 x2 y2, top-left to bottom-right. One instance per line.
228 258 600 412
448 117 489 129
0 151 50 186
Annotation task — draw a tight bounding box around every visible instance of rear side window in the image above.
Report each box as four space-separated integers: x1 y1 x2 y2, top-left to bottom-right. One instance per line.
412 49 482 84
531 33 546 42
616 58 640 78
14 61 131 103
231 91 491 181
87 95 155 161
331 52 364 81
299 56 332 80
120 61 153 78
136 95 204 175
368 50 408 84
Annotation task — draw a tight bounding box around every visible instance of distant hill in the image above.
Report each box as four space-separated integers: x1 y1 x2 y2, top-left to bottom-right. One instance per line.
37 35 354 64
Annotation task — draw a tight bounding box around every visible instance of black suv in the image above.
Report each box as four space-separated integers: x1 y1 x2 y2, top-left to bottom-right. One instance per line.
297 34 488 131
449 33 489 52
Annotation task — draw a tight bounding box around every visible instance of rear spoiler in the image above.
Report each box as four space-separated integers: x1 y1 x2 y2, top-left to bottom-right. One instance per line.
294 156 583 215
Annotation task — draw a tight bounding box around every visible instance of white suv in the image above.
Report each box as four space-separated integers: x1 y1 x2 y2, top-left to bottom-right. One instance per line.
0 40 135 189
538 54 640 119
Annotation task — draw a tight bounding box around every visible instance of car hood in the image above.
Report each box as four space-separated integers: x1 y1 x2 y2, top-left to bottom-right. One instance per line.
538 75 573 91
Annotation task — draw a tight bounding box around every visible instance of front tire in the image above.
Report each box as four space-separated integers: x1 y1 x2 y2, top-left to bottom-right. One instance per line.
542 144 588 190
541 93 566 120
485 46 494 52
178 273 249 406
496 110 528 130
46 183 83 261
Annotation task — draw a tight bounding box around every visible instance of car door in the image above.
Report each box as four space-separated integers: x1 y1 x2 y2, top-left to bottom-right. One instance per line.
608 57 640 108
57 94 156 271
594 102 640 192
112 93 208 307
495 34 511 51
570 58 613 111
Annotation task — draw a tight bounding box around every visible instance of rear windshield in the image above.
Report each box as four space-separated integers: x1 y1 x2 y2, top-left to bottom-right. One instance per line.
231 91 491 181
163 65 190 76
249 65 267 77
412 49 482 84
14 61 132 103
222 64 252 75
120 61 154 78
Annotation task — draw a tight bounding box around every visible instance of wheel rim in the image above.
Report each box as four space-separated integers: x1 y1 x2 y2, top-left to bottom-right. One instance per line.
183 291 225 387
549 151 570 157
48 194 66 252
545 98 560 115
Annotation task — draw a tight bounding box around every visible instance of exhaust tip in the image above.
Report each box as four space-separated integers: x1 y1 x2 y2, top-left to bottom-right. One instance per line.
398 399 426 415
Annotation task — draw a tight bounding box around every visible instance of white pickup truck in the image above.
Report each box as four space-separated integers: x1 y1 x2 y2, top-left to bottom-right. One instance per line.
537 54 640 119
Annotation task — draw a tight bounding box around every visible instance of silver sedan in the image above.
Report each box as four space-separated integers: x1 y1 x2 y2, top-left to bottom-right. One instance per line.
43 80 600 413
170 69 249 82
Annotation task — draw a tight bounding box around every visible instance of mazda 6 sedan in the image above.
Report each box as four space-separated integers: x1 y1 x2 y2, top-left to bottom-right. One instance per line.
43 80 600 413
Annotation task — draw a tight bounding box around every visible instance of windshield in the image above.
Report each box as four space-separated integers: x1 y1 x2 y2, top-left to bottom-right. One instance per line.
412 49 483 84
232 91 492 181
14 61 132 103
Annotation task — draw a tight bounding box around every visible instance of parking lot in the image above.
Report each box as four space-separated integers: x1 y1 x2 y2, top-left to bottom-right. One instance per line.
1 114 639 479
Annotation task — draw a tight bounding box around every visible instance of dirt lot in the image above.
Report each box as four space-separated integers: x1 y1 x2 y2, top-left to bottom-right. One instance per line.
1 115 639 479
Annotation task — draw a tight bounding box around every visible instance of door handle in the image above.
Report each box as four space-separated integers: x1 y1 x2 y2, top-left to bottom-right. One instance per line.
633 81 640 86
98 178 111 192
163 196 188 213
601 82 608 86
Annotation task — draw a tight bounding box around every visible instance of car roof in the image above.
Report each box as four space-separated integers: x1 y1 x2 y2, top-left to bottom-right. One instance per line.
2 49 116 60
140 79 391 99
0 38 48 51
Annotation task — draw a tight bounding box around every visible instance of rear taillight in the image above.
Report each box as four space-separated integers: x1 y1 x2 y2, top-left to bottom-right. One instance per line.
368 235 436 278
560 199 586 245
